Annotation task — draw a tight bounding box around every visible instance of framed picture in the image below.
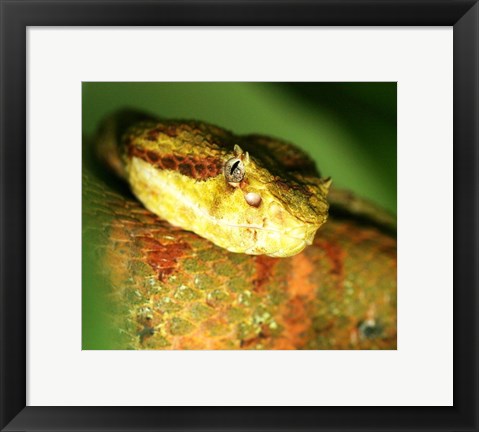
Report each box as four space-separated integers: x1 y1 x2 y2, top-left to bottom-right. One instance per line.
1 1 477 431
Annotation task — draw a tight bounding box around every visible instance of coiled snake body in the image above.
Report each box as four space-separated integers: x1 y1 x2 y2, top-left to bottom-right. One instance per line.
83 111 397 350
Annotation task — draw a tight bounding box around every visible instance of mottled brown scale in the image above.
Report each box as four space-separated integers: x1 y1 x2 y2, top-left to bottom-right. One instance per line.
316 238 345 280
244 134 319 177
253 256 279 293
146 242 191 281
146 124 179 140
128 144 223 181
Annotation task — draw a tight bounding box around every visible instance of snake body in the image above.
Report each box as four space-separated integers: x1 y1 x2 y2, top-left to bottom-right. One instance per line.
83 111 397 350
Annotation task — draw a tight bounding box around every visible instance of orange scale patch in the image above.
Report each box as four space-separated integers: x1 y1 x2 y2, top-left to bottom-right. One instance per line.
143 241 191 282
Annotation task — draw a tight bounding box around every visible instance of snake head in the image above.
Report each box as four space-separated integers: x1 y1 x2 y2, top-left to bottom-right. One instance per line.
210 142 331 257
116 116 330 258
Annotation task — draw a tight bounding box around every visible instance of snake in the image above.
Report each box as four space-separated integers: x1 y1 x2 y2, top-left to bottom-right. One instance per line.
83 110 397 350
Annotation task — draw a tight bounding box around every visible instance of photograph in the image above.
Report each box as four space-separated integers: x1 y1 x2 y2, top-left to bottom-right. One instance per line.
82 82 397 350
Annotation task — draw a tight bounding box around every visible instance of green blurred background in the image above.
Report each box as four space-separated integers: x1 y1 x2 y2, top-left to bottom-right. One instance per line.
82 82 396 349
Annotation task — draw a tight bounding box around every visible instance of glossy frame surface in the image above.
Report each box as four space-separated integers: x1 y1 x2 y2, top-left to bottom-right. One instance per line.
0 1 477 430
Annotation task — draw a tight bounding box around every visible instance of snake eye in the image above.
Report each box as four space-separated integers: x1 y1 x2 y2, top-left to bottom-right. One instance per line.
224 157 245 184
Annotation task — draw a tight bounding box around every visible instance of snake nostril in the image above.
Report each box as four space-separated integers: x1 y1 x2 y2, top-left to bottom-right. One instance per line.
244 192 262 207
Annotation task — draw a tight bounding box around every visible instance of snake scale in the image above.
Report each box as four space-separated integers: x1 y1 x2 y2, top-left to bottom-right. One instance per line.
83 110 397 350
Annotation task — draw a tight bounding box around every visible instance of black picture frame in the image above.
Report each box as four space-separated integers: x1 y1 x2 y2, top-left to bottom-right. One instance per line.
1 1 478 431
